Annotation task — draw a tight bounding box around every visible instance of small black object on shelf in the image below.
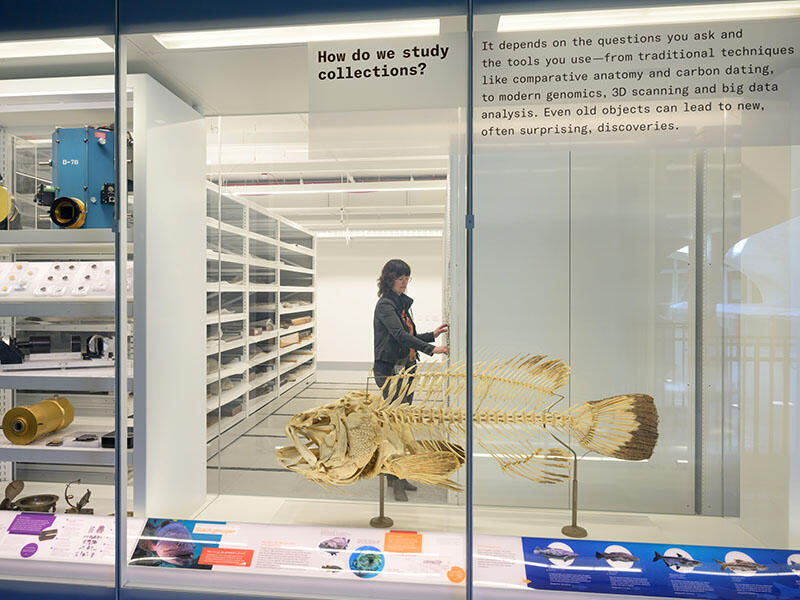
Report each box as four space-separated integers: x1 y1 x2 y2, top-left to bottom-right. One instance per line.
101 426 133 449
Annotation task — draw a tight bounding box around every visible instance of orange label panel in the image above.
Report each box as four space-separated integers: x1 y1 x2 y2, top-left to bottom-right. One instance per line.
384 531 423 553
198 547 254 567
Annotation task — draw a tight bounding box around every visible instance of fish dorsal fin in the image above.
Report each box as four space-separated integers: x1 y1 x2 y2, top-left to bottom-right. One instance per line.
378 353 569 413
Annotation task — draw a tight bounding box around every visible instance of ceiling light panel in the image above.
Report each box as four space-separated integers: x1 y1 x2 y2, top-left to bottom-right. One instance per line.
498 1 800 31
154 19 440 50
0 37 113 59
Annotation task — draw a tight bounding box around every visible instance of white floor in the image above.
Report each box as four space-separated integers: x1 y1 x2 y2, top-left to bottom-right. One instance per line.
192 492 766 548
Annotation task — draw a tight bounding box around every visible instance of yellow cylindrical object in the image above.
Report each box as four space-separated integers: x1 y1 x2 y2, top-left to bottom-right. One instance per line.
2 397 74 445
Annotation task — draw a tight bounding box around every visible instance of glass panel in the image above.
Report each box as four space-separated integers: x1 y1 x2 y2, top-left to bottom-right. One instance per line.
472 1 800 596
0 35 117 587
123 12 467 598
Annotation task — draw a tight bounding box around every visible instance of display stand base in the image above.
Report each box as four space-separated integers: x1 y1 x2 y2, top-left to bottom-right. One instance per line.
561 524 588 538
370 473 394 528
370 515 394 528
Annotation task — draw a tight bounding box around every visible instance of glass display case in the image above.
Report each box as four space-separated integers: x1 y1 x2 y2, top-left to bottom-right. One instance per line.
0 1 798 599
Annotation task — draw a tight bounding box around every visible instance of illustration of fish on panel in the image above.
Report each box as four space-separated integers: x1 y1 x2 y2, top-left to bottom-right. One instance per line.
535 546 579 561
275 355 659 489
715 558 768 573
596 551 639 563
654 551 702 569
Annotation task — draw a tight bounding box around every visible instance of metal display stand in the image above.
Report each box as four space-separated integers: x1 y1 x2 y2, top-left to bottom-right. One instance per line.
365 372 394 528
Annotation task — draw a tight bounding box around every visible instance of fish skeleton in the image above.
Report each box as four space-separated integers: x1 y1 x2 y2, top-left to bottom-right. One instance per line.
275 355 659 490
535 546 579 561
715 558 768 572
596 551 639 562
654 551 702 568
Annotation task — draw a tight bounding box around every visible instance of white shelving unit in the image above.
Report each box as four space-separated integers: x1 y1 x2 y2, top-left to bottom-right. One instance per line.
0 73 207 518
206 184 316 452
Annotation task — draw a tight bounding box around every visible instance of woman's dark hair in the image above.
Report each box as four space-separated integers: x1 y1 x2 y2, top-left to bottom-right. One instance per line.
377 259 411 297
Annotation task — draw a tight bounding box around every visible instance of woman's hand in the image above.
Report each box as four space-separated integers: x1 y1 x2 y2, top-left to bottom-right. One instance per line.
433 345 449 355
434 323 449 337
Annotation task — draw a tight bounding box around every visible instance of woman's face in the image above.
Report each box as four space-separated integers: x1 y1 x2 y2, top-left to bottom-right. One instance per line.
392 275 410 295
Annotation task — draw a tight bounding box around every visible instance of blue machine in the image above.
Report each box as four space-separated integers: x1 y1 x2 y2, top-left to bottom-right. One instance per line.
41 126 115 229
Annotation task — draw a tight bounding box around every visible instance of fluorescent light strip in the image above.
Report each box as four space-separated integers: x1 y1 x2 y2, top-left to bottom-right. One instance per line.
154 19 440 50
0 37 112 59
0 88 113 99
317 229 443 238
232 182 446 195
498 0 800 31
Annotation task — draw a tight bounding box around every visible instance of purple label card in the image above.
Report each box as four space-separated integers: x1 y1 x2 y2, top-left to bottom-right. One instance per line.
9 513 56 536
20 543 38 558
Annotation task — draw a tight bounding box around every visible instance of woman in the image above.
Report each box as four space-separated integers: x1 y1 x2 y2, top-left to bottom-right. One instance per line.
373 258 448 501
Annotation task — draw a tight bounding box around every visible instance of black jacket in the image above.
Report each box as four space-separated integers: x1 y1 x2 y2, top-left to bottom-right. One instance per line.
373 291 435 363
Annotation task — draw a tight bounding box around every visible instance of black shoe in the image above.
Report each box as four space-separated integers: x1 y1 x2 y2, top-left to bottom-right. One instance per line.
393 485 408 502
402 481 417 491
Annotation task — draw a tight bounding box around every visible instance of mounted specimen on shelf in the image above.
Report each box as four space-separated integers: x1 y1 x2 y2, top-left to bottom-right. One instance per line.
275 355 658 489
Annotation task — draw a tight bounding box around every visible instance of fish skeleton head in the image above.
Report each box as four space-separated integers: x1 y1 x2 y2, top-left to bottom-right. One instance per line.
275 392 387 486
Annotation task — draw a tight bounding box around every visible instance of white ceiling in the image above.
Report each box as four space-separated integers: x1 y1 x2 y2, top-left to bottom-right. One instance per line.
0 24 465 232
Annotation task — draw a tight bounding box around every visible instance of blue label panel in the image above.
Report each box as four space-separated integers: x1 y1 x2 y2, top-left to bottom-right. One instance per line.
522 537 800 599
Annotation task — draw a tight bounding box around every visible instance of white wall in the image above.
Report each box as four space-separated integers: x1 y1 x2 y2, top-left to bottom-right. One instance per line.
315 237 444 366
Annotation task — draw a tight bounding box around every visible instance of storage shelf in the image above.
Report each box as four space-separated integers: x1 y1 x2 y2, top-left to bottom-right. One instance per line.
207 411 246 442
279 352 315 374
279 264 313 274
0 365 132 392
248 370 278 391
280 367 315 395
249 256 278 269
0 298 132 318
249 390 278 414
278 321 314 336
0 229 115 254
206 336 246 355
206 184 316 452
205 311 245 325
0 417 132 466
206 282 246 292
249 231 278 246
279 242 314 257
206 360 247 384
249 349 279 368
279 338 314 356
206 249 247 265
206 217 247 238
248 330 278 344
206 381 249 412
280 304 314 315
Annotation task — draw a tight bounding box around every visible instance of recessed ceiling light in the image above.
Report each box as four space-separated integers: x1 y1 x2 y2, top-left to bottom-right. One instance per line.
153 19 440 49
498 0 800 31
0 37 112 59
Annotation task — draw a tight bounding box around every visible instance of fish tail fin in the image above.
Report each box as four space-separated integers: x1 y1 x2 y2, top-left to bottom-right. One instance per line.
567 394 659 461
653 552 662 562
595 552 603 560
714 559 725 570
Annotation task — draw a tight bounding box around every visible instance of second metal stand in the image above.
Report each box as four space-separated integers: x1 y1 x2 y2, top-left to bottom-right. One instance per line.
370 474 394 528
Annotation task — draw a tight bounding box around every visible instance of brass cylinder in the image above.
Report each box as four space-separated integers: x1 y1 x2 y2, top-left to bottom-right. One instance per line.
2 397 74 445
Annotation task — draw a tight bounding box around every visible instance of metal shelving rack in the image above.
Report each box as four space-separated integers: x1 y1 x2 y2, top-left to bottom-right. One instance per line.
206 183 316 453
0 229 130 481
